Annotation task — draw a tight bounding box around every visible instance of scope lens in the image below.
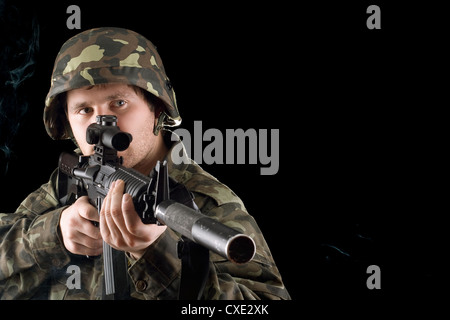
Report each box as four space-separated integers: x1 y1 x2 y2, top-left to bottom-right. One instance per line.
111 132 132 151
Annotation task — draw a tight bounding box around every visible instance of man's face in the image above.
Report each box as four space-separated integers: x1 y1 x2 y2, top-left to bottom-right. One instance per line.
66 83 160 172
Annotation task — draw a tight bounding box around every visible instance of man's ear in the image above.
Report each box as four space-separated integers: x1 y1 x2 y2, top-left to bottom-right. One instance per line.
153 109 166 136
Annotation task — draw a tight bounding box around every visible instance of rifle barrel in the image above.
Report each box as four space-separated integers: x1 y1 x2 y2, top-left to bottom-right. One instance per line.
155 200 256 264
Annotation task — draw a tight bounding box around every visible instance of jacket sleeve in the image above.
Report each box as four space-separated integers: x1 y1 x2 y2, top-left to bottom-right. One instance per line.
200 201 291 300
126 197 291 300
0 169 71 299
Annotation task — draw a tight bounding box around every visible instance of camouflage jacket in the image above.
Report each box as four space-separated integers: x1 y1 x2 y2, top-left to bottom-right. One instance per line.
0 133 290 300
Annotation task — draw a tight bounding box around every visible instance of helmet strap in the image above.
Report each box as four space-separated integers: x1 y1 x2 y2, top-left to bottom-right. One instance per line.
153 112 167 136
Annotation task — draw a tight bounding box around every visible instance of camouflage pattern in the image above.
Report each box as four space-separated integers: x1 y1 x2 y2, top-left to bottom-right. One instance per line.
44 27 181 140
0 133 291 300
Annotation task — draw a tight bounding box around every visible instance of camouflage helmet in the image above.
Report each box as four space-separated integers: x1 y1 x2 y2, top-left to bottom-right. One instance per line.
44 27 181 140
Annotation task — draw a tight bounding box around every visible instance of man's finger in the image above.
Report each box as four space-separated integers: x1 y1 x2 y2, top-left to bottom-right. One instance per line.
122 193 142 236
73 241 103 257
79 219 102 240
99 190 112 240
77 196 99 222
101 181 122 243
110 180 126 221
74 230 103 250
110 180 135 237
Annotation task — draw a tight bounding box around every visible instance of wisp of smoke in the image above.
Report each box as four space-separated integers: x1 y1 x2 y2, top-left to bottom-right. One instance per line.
0 0 40 175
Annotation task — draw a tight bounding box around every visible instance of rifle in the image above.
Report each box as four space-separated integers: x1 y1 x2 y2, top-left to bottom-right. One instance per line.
58 115 255 298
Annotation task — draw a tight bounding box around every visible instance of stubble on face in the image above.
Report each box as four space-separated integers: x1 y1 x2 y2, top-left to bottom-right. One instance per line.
66 84 168 176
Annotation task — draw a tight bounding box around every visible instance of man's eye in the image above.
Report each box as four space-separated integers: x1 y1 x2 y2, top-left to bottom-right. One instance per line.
79 107 92 115
114 100 126 107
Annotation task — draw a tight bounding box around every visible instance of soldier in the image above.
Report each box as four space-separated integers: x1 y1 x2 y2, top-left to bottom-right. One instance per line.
0 27 290 300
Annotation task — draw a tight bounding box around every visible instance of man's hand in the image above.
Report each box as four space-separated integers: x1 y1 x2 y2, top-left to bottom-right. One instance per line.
59 196 103 256
100 179 167 260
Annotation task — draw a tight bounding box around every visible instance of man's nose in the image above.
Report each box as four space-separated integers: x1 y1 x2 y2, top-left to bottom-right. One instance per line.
93 107 119 121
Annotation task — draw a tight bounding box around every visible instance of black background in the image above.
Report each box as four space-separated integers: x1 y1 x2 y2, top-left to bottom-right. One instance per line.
0 0 446 310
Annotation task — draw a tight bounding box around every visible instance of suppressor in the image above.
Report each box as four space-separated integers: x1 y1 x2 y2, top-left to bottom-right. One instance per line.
155 200 256 264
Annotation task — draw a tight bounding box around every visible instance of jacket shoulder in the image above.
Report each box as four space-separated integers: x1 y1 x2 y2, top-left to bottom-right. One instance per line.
170 162 245 210
17 169 60 215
